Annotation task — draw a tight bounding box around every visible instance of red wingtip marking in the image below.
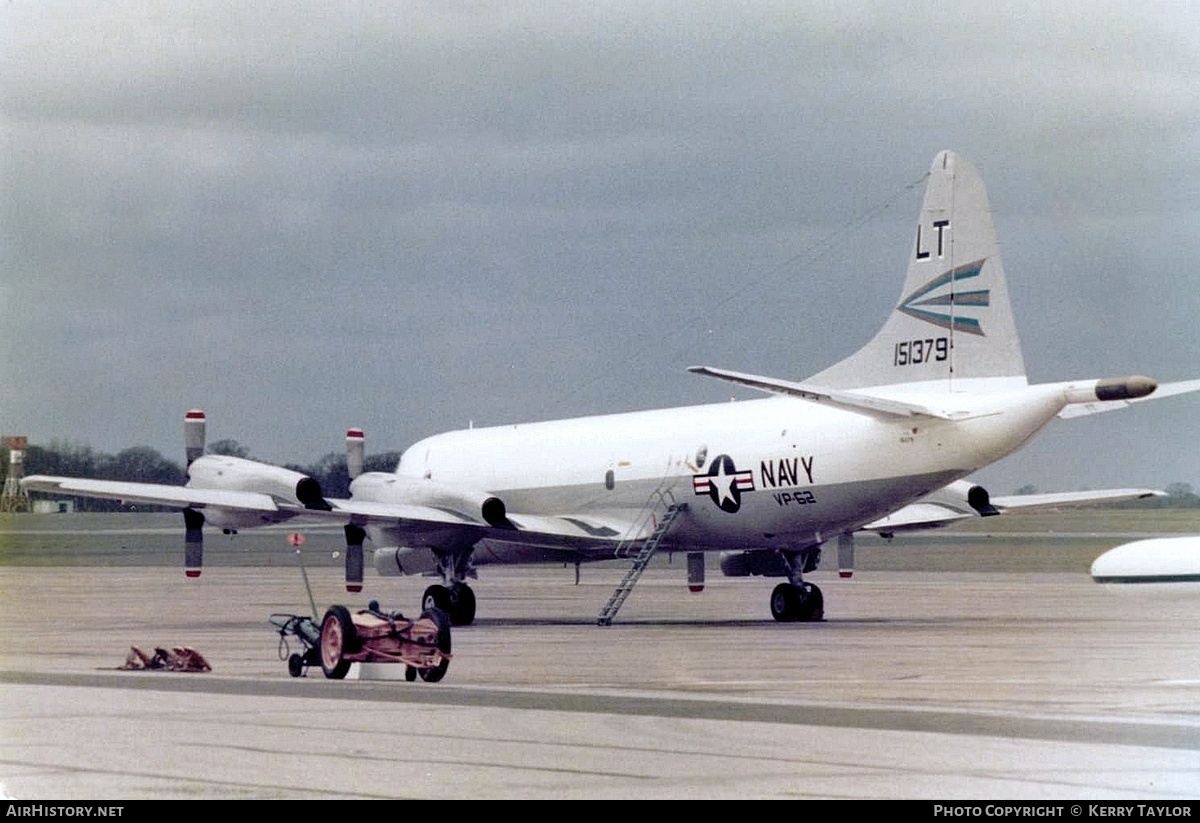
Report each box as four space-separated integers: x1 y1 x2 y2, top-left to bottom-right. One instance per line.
346 429 364 439
346 584 362 593
185 570 202 578
185 410 206 420
688 585 704 593
839 571 853 578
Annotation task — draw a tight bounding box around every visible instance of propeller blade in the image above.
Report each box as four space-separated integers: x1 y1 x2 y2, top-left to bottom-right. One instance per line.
346 428 364 480
838 531 855 579
183 507 204 578
184 410 206 467
344 523 365 592
687 551 705 592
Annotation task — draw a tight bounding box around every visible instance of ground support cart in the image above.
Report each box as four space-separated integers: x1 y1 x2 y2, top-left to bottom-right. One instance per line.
271 605 452 682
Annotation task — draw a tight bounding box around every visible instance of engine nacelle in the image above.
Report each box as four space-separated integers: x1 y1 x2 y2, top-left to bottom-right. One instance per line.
966 484 1000 517
350 472 511 528
917 479 1000 519
719 550 790 578
374 546 440 577
186 454 329 511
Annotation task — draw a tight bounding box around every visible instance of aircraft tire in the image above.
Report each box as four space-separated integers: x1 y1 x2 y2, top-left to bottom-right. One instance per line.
449 583 477 626
423 584 451 615
319 605 357 679
418 607 452 683
770 583 799 622
799 583 824 622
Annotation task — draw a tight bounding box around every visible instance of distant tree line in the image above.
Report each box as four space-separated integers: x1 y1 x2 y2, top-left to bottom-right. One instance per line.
2 441 402 512
1138 483 1200 508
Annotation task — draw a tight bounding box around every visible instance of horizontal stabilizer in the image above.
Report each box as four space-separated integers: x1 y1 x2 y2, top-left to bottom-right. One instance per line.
687 365 976 419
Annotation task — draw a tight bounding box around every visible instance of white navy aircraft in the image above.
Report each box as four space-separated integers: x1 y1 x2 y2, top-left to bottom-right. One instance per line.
23 151 1198 625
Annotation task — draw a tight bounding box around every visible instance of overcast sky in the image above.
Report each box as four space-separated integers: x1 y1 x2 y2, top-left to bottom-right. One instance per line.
3 2 1198 494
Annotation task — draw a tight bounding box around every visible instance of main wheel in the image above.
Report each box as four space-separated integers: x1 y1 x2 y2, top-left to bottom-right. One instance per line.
448 582 477 626
423 584 451 614
798 583 824 622
319 605 358 679
770 583 799 622
418 607 452 683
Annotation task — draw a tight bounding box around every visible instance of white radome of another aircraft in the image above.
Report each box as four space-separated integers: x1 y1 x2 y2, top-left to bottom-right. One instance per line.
1091 536 1200 590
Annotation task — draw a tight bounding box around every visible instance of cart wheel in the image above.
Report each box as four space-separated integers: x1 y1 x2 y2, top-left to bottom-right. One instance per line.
287 653 305 678
418 607 452 683
405 665 417 682
319 605 358 679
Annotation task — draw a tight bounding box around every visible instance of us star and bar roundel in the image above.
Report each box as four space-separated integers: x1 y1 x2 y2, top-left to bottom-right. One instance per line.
692 454 755 513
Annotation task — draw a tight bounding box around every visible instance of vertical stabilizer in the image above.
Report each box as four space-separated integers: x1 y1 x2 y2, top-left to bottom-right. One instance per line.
809 151 1026 390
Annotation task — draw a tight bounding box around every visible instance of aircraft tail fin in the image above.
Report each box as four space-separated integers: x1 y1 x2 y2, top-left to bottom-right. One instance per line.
809 151 1026 390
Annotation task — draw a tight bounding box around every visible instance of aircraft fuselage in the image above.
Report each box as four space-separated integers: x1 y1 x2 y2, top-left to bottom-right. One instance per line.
394 384 1068 553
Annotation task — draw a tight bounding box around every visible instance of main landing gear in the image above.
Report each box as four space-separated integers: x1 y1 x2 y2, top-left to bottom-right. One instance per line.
769 582 824 622
769 547 824 622
422 582 477 626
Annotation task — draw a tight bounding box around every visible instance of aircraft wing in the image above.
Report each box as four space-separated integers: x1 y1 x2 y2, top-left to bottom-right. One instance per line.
321 498 654 548
858 503 975 533
859 486 1164 534
507 511 655 542
325 498 508 529
989 488 1165 510
1057 378 1200 419
23 474 652 550
21 475 283 513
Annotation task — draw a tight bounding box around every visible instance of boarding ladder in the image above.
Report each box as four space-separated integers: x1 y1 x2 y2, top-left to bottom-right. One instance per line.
597 490 687 626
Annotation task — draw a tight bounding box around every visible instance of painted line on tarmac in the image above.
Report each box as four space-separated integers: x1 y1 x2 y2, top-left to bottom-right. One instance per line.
3 669 1197 752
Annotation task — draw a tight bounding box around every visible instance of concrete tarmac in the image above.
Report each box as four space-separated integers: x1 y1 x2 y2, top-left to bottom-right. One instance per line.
1 515 1198 799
